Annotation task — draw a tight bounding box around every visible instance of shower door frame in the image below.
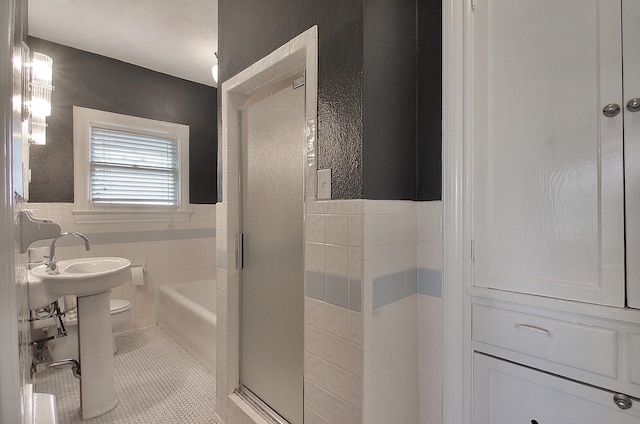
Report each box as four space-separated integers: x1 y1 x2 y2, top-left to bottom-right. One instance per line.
217 27 318 424
237 75 306 423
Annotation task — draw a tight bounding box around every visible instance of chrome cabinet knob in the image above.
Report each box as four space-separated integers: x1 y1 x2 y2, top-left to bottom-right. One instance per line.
627 98 640 112
613 393 632 410
603 103 621 117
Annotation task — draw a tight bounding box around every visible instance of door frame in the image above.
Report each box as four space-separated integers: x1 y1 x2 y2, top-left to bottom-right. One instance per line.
1 0 24 422
216 26 318 424
442 1 471 423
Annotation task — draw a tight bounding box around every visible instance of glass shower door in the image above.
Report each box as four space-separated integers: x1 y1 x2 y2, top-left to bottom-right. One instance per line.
240 79 305 424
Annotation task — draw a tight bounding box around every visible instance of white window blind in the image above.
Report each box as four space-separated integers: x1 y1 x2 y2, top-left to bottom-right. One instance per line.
90 127 179 206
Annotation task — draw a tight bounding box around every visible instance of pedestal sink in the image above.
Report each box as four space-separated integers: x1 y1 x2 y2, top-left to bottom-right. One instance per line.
30 257 131 420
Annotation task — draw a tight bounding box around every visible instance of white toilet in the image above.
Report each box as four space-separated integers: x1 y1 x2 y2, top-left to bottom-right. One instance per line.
48 298 132 361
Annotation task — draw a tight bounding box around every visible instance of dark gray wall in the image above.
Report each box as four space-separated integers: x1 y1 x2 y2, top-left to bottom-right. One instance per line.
417 0 442 201
363 0 417 200
219 0 441 201
28 37 218 204
219 0 364 200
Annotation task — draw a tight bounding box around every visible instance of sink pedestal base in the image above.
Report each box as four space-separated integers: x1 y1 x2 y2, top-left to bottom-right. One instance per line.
77 291 118 419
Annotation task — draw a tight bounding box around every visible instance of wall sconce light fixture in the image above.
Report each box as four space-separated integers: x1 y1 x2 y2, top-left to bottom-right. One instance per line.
212 52 219 83
29 52 54 145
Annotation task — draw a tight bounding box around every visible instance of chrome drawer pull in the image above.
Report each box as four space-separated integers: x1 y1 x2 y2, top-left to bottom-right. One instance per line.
613 393 632 410
627 98 640 112
515 323 552 335
603 103 621 117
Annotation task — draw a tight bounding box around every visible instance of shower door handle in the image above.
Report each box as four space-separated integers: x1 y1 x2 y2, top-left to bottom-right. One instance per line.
238 233 244 269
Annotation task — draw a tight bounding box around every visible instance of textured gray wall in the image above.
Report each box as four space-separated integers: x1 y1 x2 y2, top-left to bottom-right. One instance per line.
219 0 364 199
219 0 442 200
417 0 443 201
363 0 417 200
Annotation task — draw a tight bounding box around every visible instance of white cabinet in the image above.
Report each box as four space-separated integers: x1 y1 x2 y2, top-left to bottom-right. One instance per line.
623 0 640 309
471 0 640 307
473 354 640 424
468 1 640 421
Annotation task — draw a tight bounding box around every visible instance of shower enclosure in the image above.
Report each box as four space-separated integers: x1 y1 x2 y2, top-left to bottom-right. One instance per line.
239 77 306 424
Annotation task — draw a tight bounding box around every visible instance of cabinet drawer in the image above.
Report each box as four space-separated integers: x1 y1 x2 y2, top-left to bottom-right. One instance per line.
473 304 618 377
473 353 640 424
629 333 640 385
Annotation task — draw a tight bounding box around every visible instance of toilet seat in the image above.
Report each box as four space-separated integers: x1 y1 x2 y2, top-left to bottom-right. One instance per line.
110 299 131 314
62 299 131 325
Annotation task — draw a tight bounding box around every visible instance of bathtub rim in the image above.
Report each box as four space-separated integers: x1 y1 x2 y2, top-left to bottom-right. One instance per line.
157 279 217 375
158 279 217 324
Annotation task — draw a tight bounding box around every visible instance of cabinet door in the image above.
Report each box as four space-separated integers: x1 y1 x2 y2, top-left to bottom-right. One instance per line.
471 0 625 306
473 354 640 424
624 0 640 309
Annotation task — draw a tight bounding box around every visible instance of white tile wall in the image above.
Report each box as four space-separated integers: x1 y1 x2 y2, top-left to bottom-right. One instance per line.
304 199 365 424
417 202 443 424
219 198 443 424
300 198 446 424
218 192 444 424
28 203 216 332
418 295 443 424
364 200 419 424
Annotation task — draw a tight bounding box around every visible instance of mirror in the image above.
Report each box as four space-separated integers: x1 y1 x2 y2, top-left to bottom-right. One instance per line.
25 0 219 205
13 3 29 199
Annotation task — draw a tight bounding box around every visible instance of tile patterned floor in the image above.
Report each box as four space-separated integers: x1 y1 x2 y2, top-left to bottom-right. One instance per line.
35 326 217 424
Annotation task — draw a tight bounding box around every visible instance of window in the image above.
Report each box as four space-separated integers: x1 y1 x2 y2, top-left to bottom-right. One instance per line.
73 106 191 223
90 127 179 206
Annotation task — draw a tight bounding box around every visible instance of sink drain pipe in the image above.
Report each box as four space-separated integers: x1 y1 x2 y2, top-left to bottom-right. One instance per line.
48 359 81 379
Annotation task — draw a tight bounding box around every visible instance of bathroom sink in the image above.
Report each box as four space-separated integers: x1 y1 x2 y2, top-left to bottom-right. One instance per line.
30 257 131 419
30 257 131 298
64 259 127 274
27 274 60 310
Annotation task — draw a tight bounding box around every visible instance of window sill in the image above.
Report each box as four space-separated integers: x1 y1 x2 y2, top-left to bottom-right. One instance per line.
72 210 192 224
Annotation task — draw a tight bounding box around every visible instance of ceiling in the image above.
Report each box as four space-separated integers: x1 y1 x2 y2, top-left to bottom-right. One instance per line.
28 0 218 87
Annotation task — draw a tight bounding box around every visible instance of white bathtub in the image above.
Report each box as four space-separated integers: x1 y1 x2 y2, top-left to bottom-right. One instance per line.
158 279 216 374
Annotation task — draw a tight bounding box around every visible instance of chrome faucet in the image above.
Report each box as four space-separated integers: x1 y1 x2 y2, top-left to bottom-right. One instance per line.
46 232 91 274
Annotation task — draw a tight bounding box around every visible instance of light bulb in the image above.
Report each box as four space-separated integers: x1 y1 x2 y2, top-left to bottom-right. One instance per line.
32 53 53 84
212 64 218 83
30 115 47 145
